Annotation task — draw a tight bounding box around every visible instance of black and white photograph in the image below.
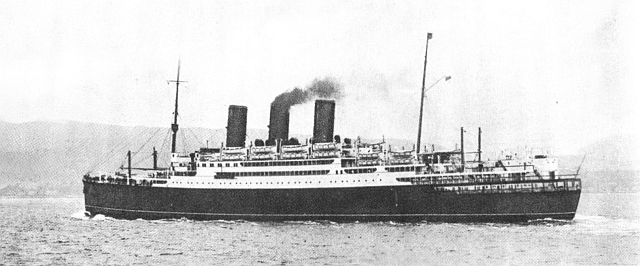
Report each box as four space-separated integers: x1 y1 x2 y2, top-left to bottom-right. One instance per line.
1 0 638 265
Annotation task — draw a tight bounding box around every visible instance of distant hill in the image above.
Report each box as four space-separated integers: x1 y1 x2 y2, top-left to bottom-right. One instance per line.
553 134 640 193
0 121 638 196
578 135 640 172
0 120 234 196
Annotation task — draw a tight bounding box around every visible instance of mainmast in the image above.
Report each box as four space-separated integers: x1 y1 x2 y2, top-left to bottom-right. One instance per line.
416 33 433 155
168 60 186 153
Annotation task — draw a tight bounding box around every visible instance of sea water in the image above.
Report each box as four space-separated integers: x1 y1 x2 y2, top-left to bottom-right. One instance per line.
1 193 638 265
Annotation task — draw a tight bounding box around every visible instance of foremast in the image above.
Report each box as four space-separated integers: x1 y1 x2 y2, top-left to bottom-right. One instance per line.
168 60 186 153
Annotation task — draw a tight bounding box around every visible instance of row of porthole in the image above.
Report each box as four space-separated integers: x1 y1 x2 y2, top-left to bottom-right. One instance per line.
330 179 383 183
172 179 386 186
173 181 306 185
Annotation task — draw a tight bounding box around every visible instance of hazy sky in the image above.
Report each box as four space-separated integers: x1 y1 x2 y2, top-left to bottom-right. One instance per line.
0 0 637 154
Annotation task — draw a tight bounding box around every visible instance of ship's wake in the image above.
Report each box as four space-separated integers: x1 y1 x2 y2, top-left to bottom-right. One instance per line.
525 217 574 226
572 214 640 233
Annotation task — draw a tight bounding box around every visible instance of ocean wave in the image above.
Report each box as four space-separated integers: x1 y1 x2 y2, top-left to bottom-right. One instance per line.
525 218 574 226
284 220 320 225
573 214 609 223
70 210 91 220
69 210 115 221
91 214 107 220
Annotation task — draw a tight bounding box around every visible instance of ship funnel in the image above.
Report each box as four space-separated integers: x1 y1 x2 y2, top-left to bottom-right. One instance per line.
312 99 336 143
268 102 290 142
226 105 248 147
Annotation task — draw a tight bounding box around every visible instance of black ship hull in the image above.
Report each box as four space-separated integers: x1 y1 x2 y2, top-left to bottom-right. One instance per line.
83 181 581 223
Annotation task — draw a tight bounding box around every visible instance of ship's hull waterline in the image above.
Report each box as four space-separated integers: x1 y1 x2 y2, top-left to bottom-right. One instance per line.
83 181 581 222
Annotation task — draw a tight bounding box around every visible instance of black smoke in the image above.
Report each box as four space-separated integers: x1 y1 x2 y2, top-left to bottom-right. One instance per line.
268 78 342 143
271 77 342 110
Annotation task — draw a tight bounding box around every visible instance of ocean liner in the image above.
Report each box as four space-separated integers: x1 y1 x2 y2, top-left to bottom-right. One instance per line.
83 37 581 222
